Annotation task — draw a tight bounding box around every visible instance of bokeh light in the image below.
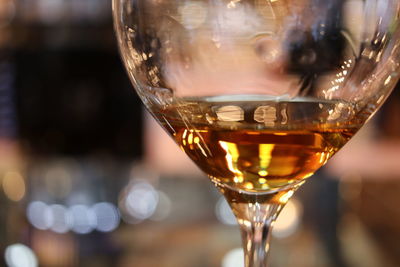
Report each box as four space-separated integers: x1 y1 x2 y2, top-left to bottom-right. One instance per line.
26 201 120 234
27 201 52 230
222 248 244 267
92 202 120 232
49 204 71 234
273 198 302 239
2 171 25 202
150 191 171 222
5 244 38 267
124 181 159 221
69 205 97 234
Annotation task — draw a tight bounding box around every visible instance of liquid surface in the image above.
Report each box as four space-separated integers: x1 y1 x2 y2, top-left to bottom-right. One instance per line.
152 96 360 194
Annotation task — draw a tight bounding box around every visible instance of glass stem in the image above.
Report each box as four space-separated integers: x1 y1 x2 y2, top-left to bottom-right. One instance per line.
230 200 285 267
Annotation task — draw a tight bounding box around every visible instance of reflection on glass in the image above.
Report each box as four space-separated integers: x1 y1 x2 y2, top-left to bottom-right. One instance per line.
216 106 244 122
215 196 238 226
113 0 400 265
254 106 276 126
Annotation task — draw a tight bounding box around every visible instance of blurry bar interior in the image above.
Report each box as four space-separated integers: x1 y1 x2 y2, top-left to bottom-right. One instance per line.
0 0 398 267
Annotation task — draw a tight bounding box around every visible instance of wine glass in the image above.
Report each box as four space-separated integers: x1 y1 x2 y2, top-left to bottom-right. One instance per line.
112 0 400 265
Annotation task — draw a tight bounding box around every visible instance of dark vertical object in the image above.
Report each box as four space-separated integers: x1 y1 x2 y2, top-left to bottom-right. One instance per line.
0 51 17 139
298 169 350 267
0 49 17 267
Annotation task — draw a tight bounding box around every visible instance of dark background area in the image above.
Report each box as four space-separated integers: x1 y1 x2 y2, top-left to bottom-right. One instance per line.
15 48 142 157
7 3 143 158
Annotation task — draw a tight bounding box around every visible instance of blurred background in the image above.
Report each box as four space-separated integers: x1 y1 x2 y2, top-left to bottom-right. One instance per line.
0 0 399 266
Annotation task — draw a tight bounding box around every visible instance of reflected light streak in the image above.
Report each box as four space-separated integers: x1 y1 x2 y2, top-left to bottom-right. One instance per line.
219 141 244 183
227 0 240 9
384 75 391 85
323 59 354 98
258 144 274 177
188 132 194 145
278 190 294 204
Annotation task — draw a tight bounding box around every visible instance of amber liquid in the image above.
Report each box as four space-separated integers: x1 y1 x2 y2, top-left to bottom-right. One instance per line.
153 96 359 198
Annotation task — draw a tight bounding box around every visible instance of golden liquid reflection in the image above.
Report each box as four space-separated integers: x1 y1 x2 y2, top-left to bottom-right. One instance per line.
258 144 275 177
219 141 244 183
278 189 294 204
